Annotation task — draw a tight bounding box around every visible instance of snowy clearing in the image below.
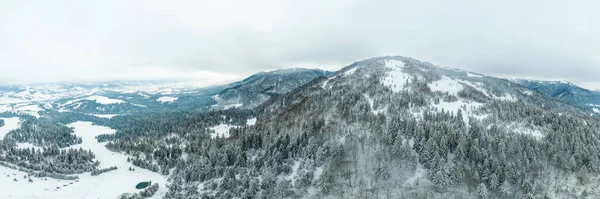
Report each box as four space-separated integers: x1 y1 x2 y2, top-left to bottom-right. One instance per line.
0 122 168 199
65 95 125 105
15 105 44 118
0 117 20 139
495 94 517 102
428 77 464 95
467 72 484 78
156 96 178 103
381 59 411 92
246 118 257 126
15 142 44 151
508 123 545 140
0 104 12 112
363 94 387 115
210 124 239 139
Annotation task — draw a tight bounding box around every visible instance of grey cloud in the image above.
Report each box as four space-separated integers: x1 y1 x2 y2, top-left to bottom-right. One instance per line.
1 0 599 89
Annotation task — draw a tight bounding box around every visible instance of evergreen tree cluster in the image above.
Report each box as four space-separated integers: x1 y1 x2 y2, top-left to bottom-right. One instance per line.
91 166 118 176
0 146 96 175
3 117 81 148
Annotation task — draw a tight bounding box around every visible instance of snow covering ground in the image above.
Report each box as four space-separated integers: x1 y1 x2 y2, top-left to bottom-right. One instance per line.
523 90 534 96
84 95 125 104
0 117 20 139
508 123 545 140
363 94 387 115
210 124 237 139
0 104 12 113
15 105 44 118
467 72 484 78
15 142 44 151
65 95 125 105
381 59 411 92
221 104 242 109
0 122 168 199
210 118 257 138
156 96 178 103
428 77 464 95
495 94 517 102
321 77 335 89
246 118 257 126
91 114 120 119
594 108 600 113
343 68 358 76
587 103 600 108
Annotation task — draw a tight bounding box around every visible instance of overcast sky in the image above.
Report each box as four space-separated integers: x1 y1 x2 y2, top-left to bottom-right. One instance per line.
1 0 599 89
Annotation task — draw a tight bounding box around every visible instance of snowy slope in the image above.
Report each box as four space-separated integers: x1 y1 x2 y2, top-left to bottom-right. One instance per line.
0 117 20 140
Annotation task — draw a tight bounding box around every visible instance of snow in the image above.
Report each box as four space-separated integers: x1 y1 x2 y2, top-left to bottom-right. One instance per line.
455 79 489 97
495 94 517 102
343 67 358 76
15 142 44 151
91 114 120 119
523 90 534 96
156 96 178 103
0 104 12 112
138 93 151 99
84 96 125 104
428 77 464 95
404 163 427 189
431 99 483 125
285 160 301 183
0 122 168 199
363 94 387 115
321 76 336 89
222 104 242 109
509 123 545 139
15 104 44 118
467 72 484 78
246 118 257 126
65 95 125 106
210 124 238 139
65 95 125 109
381 59 411 92
587 103 600 108
0 117 20 140
593 108 600 113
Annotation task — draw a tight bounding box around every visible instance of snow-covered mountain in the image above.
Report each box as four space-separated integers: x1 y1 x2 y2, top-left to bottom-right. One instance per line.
233 56 600 198
512 79 600 114
0 68 332 117
3 56 600 198
212 68 332 109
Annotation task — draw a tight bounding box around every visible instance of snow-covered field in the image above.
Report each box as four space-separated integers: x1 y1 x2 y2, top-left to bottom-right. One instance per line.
66 95 125 105
381 59 412 92
210 118 258 138
156 96 178 103
429 77 464 95
0 117 20 139
210 124 237 139
246 118 257 126
14 105 44 118
0 122 168 199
